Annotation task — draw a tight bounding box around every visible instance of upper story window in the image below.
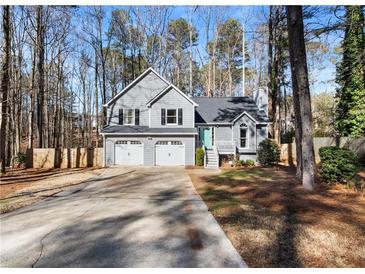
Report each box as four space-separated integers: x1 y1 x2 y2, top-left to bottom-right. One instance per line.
161 108 183 125
166 109 177 124
119 108 139 125
124 109 134 125
240 124 248 148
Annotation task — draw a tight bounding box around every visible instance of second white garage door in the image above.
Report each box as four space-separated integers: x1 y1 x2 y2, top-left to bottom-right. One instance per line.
115 140 144 165
155 141 185 166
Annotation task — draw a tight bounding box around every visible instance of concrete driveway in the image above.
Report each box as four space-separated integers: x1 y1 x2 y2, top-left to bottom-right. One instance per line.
0 167 246 267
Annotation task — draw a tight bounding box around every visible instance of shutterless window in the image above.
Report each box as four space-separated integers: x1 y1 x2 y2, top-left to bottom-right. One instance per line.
123 109 134 125
156 141 169 145
240 128 247 148
166 109 177 124
170 141 183 145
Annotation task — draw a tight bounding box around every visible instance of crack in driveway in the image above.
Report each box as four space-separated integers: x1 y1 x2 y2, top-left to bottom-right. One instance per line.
31 199 104 267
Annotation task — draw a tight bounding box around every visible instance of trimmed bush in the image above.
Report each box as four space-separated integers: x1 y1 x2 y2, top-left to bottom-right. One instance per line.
195 147 204 166
257 139 280 167
319 146 359 183
246 159 255 166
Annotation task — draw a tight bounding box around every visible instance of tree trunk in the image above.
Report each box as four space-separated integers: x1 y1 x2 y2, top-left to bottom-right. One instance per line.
189 10 193 96
227 48 232 96
131 51 135 80
28 47 36 149
273 11 283 143
95 53 99 148
100 44 107 127
286 5 316 190
15 53 22 156
36 6 45 148
268 6 273 120
1 5 10 173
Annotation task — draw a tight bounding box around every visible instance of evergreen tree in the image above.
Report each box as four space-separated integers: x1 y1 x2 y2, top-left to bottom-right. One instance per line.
335 6 365 137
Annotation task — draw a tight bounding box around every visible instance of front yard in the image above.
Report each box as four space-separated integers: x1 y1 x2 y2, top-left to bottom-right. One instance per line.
0 167 105 213
187 166 365 267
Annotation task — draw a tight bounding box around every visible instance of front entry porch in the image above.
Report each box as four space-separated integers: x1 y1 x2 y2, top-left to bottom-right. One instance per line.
198 127 237 169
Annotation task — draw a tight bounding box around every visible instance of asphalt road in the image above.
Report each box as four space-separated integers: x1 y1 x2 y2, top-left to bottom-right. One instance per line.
0 166 246 267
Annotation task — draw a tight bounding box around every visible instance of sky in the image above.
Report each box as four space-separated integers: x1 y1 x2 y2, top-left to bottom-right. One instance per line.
75 5 344 95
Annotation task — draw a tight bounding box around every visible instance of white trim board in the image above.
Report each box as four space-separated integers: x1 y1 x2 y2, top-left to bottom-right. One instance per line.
146 84 198 107
232 111 258 124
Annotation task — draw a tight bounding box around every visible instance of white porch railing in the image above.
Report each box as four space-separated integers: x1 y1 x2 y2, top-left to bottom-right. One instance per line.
202 145 206 167
216 141 236 155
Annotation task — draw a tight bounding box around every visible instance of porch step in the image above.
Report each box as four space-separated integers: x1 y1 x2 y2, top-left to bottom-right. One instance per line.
205 149 219 168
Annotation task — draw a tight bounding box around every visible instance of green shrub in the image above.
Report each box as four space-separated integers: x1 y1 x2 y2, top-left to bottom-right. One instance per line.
195 147 204 166
246 159 255 166
257 139 280 167
239 160 246 166
319 146 359 183
15 152 27 168
280 129 295 144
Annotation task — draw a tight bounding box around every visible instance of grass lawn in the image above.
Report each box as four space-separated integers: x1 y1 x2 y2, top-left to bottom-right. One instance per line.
187 166 365 267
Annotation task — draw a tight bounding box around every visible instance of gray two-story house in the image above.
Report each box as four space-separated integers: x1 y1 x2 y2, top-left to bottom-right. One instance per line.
101 67 269 168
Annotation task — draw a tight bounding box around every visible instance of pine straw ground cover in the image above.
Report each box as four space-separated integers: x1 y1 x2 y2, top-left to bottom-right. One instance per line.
187 166 365 267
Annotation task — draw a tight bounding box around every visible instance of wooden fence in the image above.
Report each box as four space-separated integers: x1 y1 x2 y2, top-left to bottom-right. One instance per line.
26 148 103 169
280 137 365 165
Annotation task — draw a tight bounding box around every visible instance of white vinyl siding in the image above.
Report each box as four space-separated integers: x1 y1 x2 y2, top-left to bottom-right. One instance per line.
107 71 169 126
233 114 256 151
215 126 232 141
150 87 194 128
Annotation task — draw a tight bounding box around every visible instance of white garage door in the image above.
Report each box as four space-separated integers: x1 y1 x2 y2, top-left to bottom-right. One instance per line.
155 141 185 166
115 140 143 165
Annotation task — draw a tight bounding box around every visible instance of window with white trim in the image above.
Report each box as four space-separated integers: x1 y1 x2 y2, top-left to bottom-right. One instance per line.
170 141 183 145
156 141 169 145
166 109 177 124
240 125 248 148
123 108 135 125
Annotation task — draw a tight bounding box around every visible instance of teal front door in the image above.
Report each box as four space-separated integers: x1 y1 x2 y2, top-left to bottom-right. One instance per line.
201 127 212 149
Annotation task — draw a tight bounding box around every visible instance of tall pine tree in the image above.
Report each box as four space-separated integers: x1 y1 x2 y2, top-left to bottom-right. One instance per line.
335 6 365 137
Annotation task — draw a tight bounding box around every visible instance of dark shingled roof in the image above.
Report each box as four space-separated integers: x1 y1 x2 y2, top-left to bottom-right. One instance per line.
102 125 197 135
193 96 269 124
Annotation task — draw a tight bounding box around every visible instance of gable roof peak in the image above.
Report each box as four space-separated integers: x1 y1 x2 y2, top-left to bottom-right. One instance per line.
146 83 198 107
103 67 170 107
